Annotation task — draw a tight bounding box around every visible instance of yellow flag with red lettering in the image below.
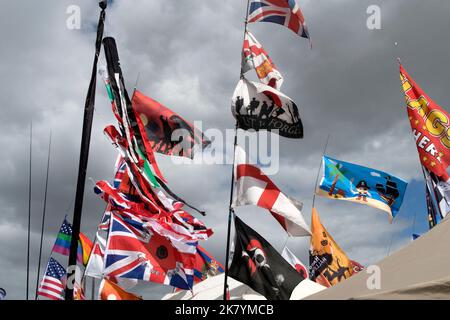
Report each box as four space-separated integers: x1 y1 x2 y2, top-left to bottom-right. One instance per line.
400 64 450 181
309 208 354 287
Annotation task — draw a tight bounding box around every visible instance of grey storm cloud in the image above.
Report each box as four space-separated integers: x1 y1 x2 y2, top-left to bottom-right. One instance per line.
0 0 449 299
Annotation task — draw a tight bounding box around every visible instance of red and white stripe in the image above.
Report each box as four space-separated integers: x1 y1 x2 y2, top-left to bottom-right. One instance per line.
37 277 64 301
232 145 310 237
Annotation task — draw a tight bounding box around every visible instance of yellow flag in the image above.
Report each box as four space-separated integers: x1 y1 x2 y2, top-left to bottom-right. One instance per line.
309 208 354 287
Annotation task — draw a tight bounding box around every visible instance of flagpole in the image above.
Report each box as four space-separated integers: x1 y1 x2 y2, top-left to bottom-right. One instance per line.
35 132 52 300
26 121 32 300
311 134 330 208
223 0 251 301
65 1 107 300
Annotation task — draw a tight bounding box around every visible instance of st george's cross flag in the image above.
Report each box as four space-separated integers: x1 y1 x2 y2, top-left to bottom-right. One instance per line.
242 31 284 90
232 145 310 236
248 0 310 40
399 64 450 182
37 257 66 300
229 216 305 300
281 246 309 279
231 78 303 139
103 213 196 290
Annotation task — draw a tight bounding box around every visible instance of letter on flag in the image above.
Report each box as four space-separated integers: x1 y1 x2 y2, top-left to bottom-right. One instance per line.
242 31 284 90
232 145 310 236
316 156 407 221
248 0 310 40
229 215 305 300
132 90 211 159
400 64 450 182
309 208 354 287
231 78 303 139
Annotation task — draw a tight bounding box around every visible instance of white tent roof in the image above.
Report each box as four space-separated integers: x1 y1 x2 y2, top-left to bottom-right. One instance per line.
162 273 325 300
308 216 450 300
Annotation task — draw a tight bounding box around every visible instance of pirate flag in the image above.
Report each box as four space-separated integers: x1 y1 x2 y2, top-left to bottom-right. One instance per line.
228 216 305 300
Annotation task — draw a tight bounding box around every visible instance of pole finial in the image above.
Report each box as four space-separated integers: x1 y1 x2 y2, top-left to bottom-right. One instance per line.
99 0 107 9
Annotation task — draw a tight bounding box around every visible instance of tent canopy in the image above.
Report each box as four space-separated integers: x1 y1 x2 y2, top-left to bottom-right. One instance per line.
308 217 450 300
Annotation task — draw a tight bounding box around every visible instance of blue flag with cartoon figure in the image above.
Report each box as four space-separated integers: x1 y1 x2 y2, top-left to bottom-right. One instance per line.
316 156 407 220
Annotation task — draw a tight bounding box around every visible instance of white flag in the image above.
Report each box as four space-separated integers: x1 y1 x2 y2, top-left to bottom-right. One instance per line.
282 246 309 279
232 145 310 237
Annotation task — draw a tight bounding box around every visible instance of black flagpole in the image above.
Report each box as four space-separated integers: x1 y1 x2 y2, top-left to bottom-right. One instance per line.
26 121 32 300
223 0 251 301
35 132 52 300
65 1 107 300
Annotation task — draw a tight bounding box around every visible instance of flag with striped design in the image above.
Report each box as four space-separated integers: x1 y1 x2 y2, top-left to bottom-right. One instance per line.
37 257 66 300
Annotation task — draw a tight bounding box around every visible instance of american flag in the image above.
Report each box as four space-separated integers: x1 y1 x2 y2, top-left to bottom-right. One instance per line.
248 0 310 39
37 257 66 300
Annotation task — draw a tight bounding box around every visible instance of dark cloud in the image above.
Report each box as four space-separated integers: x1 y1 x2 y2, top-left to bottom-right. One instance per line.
0 0 447 299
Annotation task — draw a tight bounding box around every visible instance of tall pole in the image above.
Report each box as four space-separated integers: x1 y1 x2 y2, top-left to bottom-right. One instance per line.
311 134 330 208
26 121 32 300
65 1 107 300
35 132 52 300
223 0 251 300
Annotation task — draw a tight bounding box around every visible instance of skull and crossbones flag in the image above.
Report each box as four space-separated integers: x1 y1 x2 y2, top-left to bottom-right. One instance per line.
228 216 305 300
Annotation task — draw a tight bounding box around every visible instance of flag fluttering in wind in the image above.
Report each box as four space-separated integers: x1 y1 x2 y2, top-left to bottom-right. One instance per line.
232 145 310 236
131 90 211 159
309 208 354 287
423 167 450 221
229 215 305 300
248 0 310 40
281 246 309 279
231 78 303 138
242 31 284 90
99 279 142 300
37 257 66 301
316 156 407 221
51 218 93 266
399 64 450 182
193 246 224 283
103 213 196 290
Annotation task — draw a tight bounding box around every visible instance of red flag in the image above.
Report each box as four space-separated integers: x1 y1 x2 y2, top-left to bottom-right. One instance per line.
132 90 210 159
400 64 450 181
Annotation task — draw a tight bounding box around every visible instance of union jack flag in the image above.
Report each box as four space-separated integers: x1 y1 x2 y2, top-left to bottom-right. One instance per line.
104 213 196 290
248 0 310 39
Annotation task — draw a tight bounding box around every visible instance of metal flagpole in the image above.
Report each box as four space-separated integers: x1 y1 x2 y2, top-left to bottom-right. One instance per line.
65 0 107 300
223 0 251 301
35 132 52 300
311 134 330 208
26 121 32 300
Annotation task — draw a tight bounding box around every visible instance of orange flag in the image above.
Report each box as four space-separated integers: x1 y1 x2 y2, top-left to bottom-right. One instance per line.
99 279 142 300
309 208 354 287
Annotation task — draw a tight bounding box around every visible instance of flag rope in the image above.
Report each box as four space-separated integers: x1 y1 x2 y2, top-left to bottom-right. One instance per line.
35 132 52 300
